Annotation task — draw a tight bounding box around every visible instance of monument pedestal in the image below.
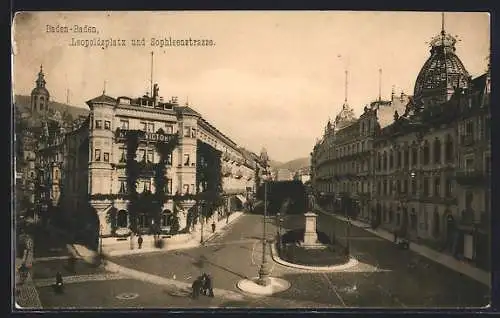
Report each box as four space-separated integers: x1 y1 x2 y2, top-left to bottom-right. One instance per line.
303 211 324 249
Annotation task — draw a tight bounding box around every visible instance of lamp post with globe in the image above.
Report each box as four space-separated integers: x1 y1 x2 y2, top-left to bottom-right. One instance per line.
257 148 271 286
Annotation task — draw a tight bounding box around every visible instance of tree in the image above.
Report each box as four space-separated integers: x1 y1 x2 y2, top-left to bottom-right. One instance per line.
152 131 178 235
124 129 144 234
195 140 224 222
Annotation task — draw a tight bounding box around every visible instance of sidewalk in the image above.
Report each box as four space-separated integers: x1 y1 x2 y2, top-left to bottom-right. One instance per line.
315 207 491 287
14 257 43 310
72 211 244 258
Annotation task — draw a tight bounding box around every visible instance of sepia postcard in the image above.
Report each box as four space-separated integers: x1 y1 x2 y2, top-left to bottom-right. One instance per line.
12 11 491 310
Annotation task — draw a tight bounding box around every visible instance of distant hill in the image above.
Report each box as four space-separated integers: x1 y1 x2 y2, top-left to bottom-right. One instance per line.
268 159 283 169
278 157 310 173
14 95 89 119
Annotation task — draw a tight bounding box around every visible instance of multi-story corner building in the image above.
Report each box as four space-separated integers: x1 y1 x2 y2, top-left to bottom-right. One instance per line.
311 23 490 269
15 66 82 218
454 71 491 269
37 83 263 237
311 91 408 219
371 26 490 267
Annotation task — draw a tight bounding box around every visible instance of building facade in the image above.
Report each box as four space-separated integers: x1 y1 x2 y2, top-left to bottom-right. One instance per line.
15 66 83 219
311 91 409 220
311 24 490 269
37 83 263 237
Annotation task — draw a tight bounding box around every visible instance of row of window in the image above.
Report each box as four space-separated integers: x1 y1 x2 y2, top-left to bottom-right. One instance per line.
377 138 454 171
184 126 197 138
95 120 112 130
115 119 177 134
99 148 194 167
458 116 491 142
319 139 371 161
375 177 453 197
115 210 176 228
117 179 195 195
94 149 110 162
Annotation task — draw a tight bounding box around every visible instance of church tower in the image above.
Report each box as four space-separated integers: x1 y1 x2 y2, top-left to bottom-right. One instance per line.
31 65 50 114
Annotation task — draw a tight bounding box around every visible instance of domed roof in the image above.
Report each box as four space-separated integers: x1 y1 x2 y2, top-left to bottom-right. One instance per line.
413 29 469 105
334 102 357 131
31 86 50 97
31 65 50 98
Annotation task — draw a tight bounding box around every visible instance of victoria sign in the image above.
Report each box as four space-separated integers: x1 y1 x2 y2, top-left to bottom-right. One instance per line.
115 128 177 143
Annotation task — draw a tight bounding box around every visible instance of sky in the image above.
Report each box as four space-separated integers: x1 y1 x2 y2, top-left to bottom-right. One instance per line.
12 11 490 162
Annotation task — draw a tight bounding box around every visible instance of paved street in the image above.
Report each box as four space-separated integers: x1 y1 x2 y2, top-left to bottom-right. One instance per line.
29 212 490 308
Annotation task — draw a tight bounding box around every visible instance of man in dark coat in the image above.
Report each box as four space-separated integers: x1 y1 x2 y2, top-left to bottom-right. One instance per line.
202 273 214 297
55 271 64 293
191 276 203 299
138 235 143 249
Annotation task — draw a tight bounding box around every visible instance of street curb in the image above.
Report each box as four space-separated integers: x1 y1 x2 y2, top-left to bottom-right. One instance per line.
236 277 291 296
103 260 249 301
105 240 200 257
316 207 491 287
269 241 359 272
73 211 245 259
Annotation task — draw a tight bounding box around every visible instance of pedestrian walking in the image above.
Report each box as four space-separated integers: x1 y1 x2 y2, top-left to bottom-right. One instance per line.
18 263 28 284
137 235 143 249
393 231 398 243
211 222 216 233
54 271 64 294
191 276 203 299
203 273 214 297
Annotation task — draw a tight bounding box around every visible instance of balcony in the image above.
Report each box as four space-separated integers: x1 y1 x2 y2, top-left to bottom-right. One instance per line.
454 169 489 187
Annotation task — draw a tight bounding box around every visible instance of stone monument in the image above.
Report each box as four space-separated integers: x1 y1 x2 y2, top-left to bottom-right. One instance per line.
303 194 324 249
303 211 319 247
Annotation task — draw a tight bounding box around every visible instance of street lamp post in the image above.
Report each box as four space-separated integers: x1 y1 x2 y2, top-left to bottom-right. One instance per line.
344 197 351 256
257 170 271 286
199 202 204 244
276 212 281 251
99 225 103 254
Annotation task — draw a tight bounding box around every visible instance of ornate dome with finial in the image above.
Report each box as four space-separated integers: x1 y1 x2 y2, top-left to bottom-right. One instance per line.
334 102 357 131
413 16 469 106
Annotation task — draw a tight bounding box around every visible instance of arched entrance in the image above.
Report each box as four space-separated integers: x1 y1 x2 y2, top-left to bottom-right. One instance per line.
161 209 174 232
432 210 440 238
445 213 456 250
117 210 128 228
376 203 382 224
401 207 409 237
